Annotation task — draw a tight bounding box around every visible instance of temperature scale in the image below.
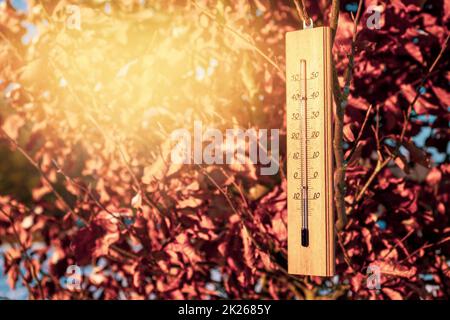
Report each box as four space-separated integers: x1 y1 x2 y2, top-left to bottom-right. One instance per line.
286 25 335 276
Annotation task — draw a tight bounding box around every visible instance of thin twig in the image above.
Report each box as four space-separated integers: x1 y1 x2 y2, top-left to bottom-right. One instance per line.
192 1 285 81
354 34 449 204
335 226 356 273
354 105 389 204
345 104 373 162
399 34 449 143
400 236 450 264
293 0 310 23
380 229 415 260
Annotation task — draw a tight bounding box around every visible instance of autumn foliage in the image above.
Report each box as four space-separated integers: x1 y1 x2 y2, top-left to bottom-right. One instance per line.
0 0 449 300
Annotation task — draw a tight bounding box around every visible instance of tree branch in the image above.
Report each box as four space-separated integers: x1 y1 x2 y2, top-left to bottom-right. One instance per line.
330 0 340 42
331 0 364 230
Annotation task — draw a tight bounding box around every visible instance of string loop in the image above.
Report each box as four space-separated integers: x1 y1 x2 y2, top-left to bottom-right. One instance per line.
293 0 313 29
303 17 314 29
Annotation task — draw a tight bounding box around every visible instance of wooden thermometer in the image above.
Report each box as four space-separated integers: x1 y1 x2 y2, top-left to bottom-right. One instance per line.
286 24 335 276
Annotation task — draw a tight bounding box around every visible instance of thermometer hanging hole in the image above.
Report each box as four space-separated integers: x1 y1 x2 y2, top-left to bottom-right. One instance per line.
303 18 314 30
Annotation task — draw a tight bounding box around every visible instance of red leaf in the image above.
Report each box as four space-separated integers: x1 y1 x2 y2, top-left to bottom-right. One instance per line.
1 114 25 140
426 167 442 185
402 140 430 168
343 124 356 142
404 42 423 63
241 226 255 271
382 288 403 300
131 192 142 209
71 225 103 265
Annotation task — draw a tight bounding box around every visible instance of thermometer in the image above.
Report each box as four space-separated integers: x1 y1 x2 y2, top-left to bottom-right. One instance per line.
286 25 335 276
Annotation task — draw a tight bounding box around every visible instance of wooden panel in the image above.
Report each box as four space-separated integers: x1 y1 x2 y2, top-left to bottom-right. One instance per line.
286 26 335 276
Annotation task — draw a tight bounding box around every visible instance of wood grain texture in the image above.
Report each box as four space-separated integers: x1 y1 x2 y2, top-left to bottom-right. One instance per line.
286 26 335 276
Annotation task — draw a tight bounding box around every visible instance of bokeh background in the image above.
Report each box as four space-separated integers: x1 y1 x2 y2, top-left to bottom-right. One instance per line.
0 0 449 299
